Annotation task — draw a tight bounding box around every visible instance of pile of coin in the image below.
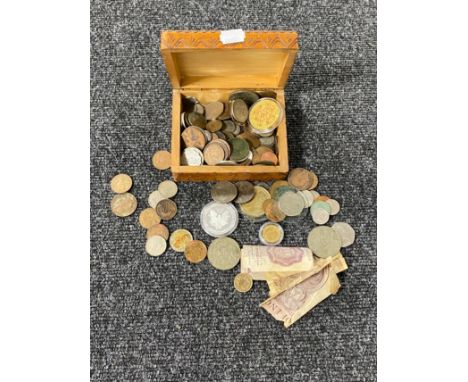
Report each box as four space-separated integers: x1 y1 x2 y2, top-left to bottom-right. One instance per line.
180 90 284 166
109 173 138 217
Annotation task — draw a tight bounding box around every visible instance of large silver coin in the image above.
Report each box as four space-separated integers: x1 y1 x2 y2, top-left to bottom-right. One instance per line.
200 201 239 237
211 181 238 203
207 237 241 270
278 191 305 216
307 226 342 258
332 222 356 247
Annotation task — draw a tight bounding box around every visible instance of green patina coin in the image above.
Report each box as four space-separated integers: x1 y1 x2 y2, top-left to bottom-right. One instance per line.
310 200 332 215
272 185 297 200
229 138 250 162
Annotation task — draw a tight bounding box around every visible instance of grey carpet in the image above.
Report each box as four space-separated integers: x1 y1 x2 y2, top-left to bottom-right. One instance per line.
91 1 377 381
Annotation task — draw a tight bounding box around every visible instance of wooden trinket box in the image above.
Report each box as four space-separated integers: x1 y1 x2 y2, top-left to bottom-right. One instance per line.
160 30 298 182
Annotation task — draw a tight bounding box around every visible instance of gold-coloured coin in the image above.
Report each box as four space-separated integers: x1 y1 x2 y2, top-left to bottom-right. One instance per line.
151 150 172 170
110 174 132 193
146 223 169 240
169 229 193 252
239 186 271 218
139 208 161 228
259 222 284 245
184 240 207 264
233 273 253 293
110 192 137 217
249 98 283 132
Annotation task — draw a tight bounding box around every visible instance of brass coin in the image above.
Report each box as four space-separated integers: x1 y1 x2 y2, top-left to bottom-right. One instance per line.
206 120 223 133
181 126 206 150
110 174 132 193
234 181 255 204
211 181 238 203
151 150 172 170
233 273 253 293
262 199 286 222
155 199 177 220
139 208 161 229
205 102 224 120
110 192 137 217
239 186 271 218
288 168 315 190
146 223 169 240
184 240 207 264
169 229 193 252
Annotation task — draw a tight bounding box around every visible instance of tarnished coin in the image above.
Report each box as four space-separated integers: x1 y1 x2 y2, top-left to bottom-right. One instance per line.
259 222 284 246
311 200 332 215
158 180 178 199
233 273 253 293
182 126 206 150
326 199 341 215
200 201 239 237
139 207 161 229
146 223 170 240
269 180 289 198
148 190 165 209
307 226 342 258
184 240 207 264
207 237 241 271
145 235 167 257
203 142 225 165
229 138 250 162
272 185 297 200
239 186 271 218
230 99 249 123
155 199 177 220
205 101 224 120
169 229 193 252
222 120 236 133
186 112 206 129
234 181 255 204
181 147 204 166
110 174 132 193
211 181 237 203
262 199 286 222
311 208 330 225
206 120 223 133
278 191 304 217
332 222 356 247
288 168 315 190
110 193 137 217
229 90 259 106
151 150 172 170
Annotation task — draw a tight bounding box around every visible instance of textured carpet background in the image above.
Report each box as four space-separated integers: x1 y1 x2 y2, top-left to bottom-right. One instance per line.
91 1 376 380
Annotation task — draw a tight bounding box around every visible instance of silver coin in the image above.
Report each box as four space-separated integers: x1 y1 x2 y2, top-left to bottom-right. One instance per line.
181 147 204 166
278 191 304 216
332 222 356 247
200 201 239 237
229 90 260 106
311 208 330 225
211 181 238 203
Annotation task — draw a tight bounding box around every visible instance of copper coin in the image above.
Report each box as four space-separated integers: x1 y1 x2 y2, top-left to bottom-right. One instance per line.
205 102 224 120
110 174 132 193
139 208 161 229
184 240 207 264
110 192 137 217
234 181 255 204
288 168 315 190
146 223 169 240
181 126 206 150
255 146 274 155
155 199 177 220
259 151 278 165
151 150 172 170
262 199 286 222
206 120 223 133
203 142 225 165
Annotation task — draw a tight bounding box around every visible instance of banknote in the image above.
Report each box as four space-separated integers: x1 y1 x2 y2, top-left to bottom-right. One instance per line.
240 245 314 280
267 253 347 297
260 265 341 328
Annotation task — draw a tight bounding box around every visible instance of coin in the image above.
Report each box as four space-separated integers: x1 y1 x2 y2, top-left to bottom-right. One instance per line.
269 180 289 198
288 168 315 190
155 199 177 220
186 112 206 129
259 222 284 246
311 208 330 225
145 235 167 257
262 199 286 222
229 90 259 106
308 171 319 190
272 185 296 200
151 150 172 170
200 201 239 237
249 98 283 133
326 199 341 215
259 151 278 165
203 142 225 165
233 273 253 293
310 190 320 200
158 180 178 199
205 101 224 120
316 195 330 201
310 200 332 215
148 190 165 209
146 223 170 240
298 190 315 208
229 138 250 162
184 240 207 264
206 120 223 132
110 174 132 193
211 181 238 203
181 147 204 166
237 132 260 149
139 207 161 229
169 229 193 252
234 181 255 204
182 126 206 150
230 99 249 123
278 191 304 216
239 186 271 218
110 192 137 217
307 226 342 258
207 237 241 270
332 222 356 247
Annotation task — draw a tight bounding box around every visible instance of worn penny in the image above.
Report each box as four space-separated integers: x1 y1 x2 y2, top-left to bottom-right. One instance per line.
288 168 315 190
155 199 177 220
151 150 172 170
146 223 170 240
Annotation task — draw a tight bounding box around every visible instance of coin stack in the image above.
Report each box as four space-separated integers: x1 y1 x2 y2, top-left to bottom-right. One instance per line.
109 173 138 217
180 90 284 166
